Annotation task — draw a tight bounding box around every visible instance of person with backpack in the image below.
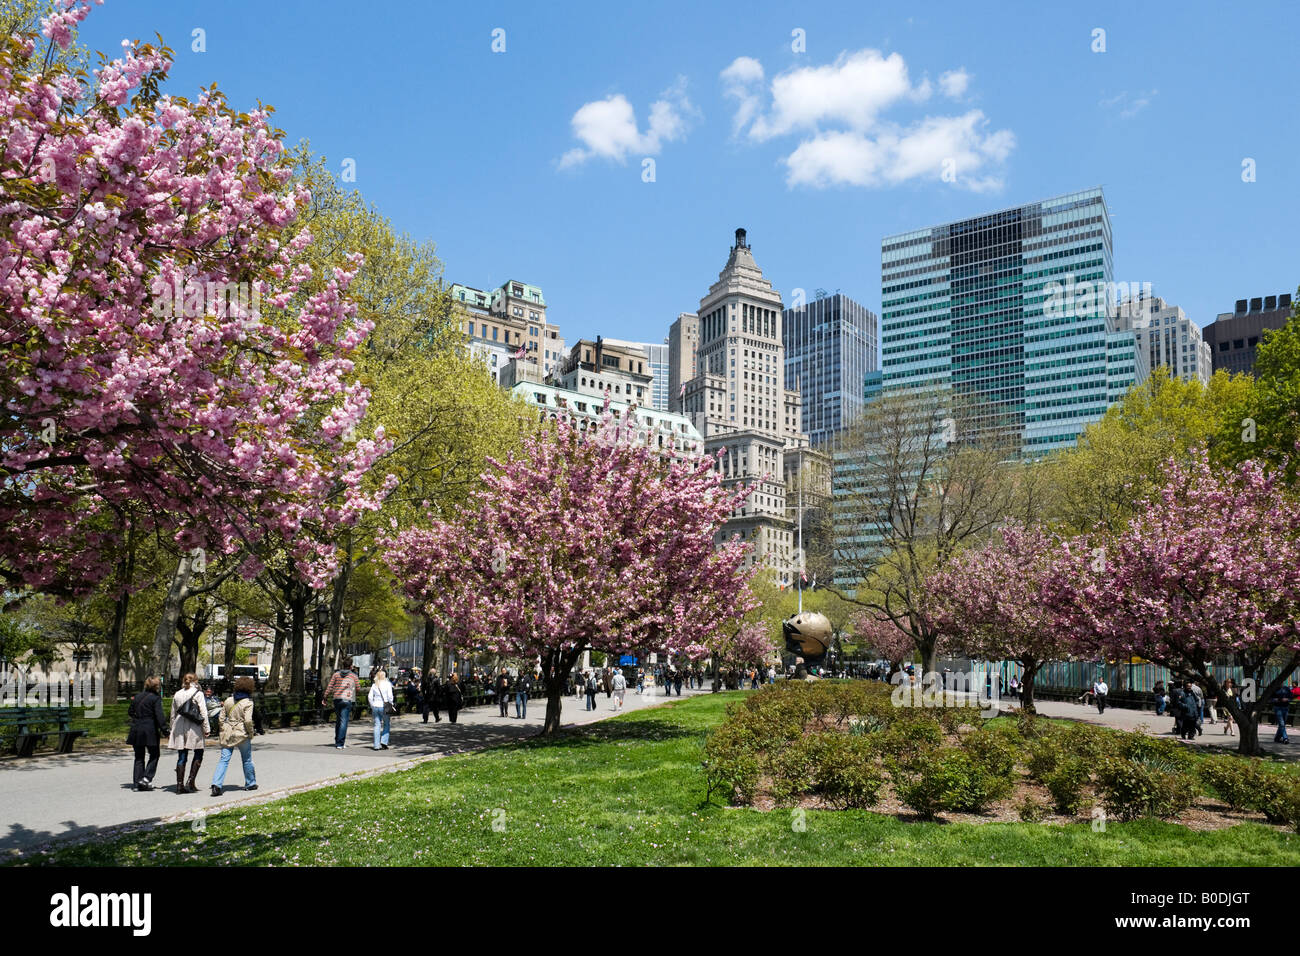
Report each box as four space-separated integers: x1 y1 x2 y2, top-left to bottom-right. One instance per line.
1091 677 1109 714
168 672 208 794
369 669 395 750
126 676 167 792
210 676 258 796
584 671 598 711
323 656 360 749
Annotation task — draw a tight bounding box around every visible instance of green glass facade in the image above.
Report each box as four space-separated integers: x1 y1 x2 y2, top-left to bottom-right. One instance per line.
880 187 1135 455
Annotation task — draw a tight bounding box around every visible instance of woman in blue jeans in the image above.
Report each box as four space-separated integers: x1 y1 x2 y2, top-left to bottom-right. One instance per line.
211 676 258 796
369 669 394 750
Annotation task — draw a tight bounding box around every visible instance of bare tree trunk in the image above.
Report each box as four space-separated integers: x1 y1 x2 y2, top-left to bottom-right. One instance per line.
150 553 195 683
540 645 583 736
1019 659 1041 715
267 609 286 691
223 603 237 687
289 588 307 696
421 615 437 675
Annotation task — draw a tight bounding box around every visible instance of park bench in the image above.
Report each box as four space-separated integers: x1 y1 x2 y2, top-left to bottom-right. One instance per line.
251 693 324 729
0 706 88 757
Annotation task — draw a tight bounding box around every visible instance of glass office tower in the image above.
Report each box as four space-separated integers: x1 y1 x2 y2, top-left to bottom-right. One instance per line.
880 186 1134 456
782 293 879 449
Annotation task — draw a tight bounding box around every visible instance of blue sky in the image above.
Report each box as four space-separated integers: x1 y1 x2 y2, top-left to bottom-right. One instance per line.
81 0 1299 349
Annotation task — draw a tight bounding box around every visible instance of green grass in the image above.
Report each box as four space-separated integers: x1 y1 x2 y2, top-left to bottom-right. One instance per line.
13 693 1300 866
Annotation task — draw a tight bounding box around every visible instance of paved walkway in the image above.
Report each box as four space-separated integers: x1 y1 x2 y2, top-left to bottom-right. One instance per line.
0 683 706 855
1000 697 1298 759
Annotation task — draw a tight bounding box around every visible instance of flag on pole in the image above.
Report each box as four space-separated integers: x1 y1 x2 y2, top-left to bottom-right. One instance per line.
679 382 686 398
513 345 526 359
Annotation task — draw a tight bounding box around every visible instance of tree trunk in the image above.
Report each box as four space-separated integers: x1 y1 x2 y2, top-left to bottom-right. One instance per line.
539 645 581 736
150 553 195 682
267 609 286 691
223 604 237 688
289 587 308 696
421 615 437 676
104 518 136 703
1019 658 1040 715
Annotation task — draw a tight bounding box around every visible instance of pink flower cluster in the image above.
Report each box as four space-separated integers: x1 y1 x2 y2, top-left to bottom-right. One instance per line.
0 7 391 592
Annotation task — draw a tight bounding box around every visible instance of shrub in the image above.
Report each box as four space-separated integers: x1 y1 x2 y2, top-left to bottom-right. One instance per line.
1198 755 1266 811
876 712 943 768
1044 756 1091 815
1016 796 1048 823
814 734 884 809
961 724 1023 779
1027 737 1062 782
702 721 761 805
1058 722 1115 761
1113 730 1194 773
893 747 1011 818
1253 770 1300 827
1095 755 1196 821
769 732 826 807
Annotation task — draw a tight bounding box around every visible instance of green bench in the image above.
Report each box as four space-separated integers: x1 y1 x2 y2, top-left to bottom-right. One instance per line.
251 693 324 729
0 706 88 756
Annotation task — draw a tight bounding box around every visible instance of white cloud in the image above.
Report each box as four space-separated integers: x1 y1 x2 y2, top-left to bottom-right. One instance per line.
720 56 765 135
938 68 970 98
1099 89 1158 119
745 49 925 140
724 49 1012 192
784 111 1015 191
558 77 698 168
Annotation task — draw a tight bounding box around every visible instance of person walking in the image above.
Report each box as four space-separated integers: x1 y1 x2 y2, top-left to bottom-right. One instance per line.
421 669 441 723
1167 683 1188 737
496 669 511 718
1188 681 1205 737
405 668 423 717
203 684 222 737
1272 683 1292 744
584 671 598 711
1178 681 1199 740
1218 678 1237 736
514 669 532 719
612 668 626 709
323 656 360 749
1153 680 1167 716
168 673 208 794
1091 676 1109 714
674 669 684 697
210 677 258 796
444 673 464 723
369 669 395 750
127 676 167 791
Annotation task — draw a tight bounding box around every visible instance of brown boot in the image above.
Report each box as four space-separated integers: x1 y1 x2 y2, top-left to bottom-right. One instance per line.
185 761 202 794
176 767 187 794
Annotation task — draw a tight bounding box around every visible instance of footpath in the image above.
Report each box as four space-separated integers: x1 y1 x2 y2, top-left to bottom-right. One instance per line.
0 683 704 855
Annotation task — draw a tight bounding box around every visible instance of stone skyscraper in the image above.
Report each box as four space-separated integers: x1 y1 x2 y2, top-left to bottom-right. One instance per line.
680 228 808 586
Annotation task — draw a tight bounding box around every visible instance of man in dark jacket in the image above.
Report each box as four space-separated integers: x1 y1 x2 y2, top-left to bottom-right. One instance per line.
496 669 510 717
127 677 167 791
1167 684 1188 737
1272 684 1292 744
421 670 441 723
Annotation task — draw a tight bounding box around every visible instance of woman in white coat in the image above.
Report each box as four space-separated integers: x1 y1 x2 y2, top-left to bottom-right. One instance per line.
168 672 207 794
369 669 395 750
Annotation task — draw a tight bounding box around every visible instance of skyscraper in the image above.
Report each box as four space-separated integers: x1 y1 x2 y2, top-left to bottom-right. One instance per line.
606 338 670 410
680 228 808 586
879 186 1140 455
782 292 879 448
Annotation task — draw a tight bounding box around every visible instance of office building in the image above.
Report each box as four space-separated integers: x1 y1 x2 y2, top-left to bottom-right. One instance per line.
554 336 654 406
1111 293 1211 385
605 338 670 411
782 293 879 448
450 280 565 383
667 312 699 413
879 186 1140 455
510 382 704 458
1202 293 1293 376
679 227 809 586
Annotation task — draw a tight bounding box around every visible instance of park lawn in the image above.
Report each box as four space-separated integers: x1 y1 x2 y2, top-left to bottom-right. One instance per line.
0 701 131 754
15 692 1300 867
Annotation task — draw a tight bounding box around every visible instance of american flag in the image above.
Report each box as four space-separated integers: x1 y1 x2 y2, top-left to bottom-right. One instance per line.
679 383 686 398
513 345 526 359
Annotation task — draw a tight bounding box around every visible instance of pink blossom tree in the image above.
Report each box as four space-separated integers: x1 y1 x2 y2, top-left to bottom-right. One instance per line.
929 523 1070 713
382 411 756 734
1055 451 1300 754
851 610 916 677
0 5 391 628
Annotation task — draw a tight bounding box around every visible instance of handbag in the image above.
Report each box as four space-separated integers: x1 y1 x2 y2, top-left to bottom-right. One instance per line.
177 690 205 724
